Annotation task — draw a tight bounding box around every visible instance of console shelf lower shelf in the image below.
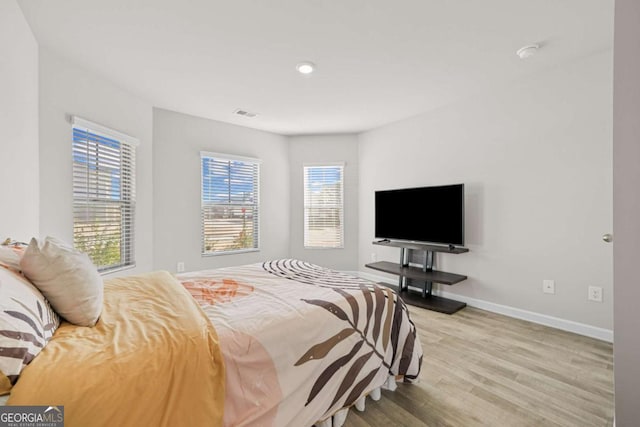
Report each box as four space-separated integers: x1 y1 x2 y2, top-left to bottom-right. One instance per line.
375 282 468 315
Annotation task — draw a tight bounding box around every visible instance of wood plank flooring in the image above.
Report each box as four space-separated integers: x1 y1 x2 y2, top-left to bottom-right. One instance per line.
344 305 614 427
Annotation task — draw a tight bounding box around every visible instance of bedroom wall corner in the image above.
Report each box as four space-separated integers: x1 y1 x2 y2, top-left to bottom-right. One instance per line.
37 48 154 275
357 49 613 331
152 108 290 273
288 134 360 271
0 0 40 241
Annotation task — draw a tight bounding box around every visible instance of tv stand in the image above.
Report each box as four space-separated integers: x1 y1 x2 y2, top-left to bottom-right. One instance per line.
365 240 469 314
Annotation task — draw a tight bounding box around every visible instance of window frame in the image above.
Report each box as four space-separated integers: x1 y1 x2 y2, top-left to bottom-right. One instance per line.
71 116 138 273
200 151 262 256
303 162 345 249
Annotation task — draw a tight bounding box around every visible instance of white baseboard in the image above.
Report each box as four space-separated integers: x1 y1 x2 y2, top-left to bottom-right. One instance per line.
352 271 613 343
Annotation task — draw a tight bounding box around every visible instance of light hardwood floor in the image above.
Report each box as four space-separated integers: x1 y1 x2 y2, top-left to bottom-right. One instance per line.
344 305 614 427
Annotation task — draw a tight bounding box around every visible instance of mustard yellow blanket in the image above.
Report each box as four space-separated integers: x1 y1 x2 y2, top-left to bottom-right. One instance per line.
8 271 225 427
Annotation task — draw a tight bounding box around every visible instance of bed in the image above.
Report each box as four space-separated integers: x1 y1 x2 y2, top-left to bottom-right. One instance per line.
3 257 423 427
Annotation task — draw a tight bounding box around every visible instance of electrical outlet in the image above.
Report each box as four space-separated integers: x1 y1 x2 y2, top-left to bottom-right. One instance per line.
588 286 603 302
543 279 555 294
177 262 185 273
371 253 377 262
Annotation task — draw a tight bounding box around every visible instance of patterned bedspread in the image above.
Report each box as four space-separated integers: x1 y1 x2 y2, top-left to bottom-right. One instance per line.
177 259 423 427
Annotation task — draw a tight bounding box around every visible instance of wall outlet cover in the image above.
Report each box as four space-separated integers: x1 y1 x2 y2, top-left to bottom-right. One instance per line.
588 286 603 302
543 279 555 294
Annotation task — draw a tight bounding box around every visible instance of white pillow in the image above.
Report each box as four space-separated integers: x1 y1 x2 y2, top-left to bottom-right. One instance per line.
20 236 103 327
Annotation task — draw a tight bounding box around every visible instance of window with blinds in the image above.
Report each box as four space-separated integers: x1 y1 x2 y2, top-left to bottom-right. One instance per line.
72 117 137 272
201 152 260 255
304 164 344 248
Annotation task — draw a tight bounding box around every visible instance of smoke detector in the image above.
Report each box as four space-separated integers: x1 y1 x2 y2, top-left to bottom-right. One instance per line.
516 44 539 59
233 109 258 118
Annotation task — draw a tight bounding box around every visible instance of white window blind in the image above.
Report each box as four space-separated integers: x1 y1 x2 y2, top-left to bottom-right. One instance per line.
72 117 137 272
304 164 344 248
201 152 260 255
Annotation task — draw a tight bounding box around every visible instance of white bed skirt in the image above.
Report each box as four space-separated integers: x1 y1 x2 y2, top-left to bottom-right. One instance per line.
315 375 399 427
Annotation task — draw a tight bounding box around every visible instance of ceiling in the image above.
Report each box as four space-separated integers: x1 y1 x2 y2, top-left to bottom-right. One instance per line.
18 0 614 136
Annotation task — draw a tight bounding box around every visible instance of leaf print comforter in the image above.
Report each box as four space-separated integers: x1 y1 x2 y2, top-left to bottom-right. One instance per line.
177 259 423 427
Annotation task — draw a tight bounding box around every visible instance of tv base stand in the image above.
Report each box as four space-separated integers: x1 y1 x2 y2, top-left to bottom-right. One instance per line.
365 241 469 314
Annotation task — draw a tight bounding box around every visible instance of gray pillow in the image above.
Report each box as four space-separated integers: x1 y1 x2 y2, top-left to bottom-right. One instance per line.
20 237 103 327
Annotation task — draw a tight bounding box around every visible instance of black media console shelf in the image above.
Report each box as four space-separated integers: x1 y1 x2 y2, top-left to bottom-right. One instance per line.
370 240 470 254
365 261 467 285
365 240 469 314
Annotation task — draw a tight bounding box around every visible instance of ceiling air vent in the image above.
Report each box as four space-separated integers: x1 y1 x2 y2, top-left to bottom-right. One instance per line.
233 109 258 118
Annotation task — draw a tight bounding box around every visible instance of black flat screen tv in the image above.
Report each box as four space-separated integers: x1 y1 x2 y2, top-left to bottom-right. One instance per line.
375 183 464 246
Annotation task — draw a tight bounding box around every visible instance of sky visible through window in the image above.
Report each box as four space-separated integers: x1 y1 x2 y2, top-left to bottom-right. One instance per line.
202 158 256 203
307 167 342 192
72 129 122 199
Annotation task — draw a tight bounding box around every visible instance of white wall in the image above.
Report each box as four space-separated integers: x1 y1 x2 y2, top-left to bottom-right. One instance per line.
0 0 39 242
289 135 359 270
38 48 154 275
359 50 613 330
10 0 613 337
613 0 640 423
152 108 290 273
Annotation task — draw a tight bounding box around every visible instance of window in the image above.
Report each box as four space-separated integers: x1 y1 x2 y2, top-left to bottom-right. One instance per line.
72 117 137 272
201 152 260 255
304 164 344 248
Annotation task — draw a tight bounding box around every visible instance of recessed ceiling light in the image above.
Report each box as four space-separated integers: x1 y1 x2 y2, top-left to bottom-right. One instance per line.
516 44 539 59
296 61 315 75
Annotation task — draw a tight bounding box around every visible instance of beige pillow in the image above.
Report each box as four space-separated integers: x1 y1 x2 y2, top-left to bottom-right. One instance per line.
20 237 103 327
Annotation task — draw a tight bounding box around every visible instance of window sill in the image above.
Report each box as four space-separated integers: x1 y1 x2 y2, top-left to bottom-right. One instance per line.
99 263 136 276
304 246 345 250
201 248 260 257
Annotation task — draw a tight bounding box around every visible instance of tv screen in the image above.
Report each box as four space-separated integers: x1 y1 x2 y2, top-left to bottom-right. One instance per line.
375 184 464 246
